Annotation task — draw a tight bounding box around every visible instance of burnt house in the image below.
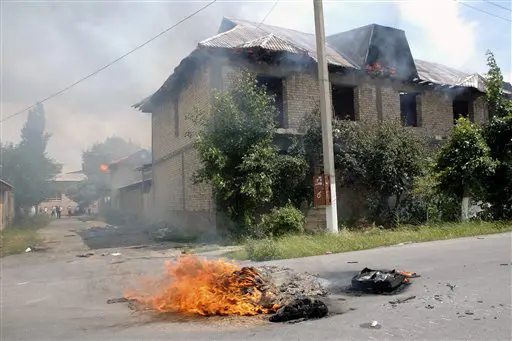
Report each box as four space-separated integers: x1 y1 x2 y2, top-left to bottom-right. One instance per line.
134 18 511 232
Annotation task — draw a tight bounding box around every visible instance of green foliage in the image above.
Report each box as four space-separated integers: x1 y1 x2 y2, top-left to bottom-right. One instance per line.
192 70 307 235
485 51 512 118
302 112 427 226
257 203 306 237
435 117 496 200
81 136 140 200
0 104 61 212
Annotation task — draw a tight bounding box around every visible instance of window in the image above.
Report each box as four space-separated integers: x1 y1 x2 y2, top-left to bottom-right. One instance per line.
331 84 356 120
174 99 179 137
453 99 470 123
400 92 418 127
256 76 284 127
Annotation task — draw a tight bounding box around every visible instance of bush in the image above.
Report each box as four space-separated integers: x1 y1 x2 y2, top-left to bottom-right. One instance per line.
257 203 305 237
246 237 279 261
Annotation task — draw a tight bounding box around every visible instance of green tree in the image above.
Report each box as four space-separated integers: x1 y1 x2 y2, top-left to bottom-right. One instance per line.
65 179 98 208
0 104 61 214
481 51 512 219
81 136 140 200
302 112 427 226
485 51 512 118
191 70 307 235
435 117 496 221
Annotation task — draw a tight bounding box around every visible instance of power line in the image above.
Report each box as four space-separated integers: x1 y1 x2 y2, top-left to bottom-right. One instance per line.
483 0 511 13
1 0 217 123
457 1 512 22
256 0 279 29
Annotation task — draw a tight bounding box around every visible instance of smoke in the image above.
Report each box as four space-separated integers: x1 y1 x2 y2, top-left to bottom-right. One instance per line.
397 0 478 71
1 1 508 172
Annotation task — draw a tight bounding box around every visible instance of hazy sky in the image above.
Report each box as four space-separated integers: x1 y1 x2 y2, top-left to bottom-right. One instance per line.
1 0 510 172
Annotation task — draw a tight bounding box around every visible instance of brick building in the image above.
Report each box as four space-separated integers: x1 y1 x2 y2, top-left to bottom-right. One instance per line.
109 149 152 222
134 18 511 233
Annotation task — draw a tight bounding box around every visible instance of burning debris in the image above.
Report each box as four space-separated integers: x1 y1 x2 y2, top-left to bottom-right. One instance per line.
125 256 329 322
350 267 419 294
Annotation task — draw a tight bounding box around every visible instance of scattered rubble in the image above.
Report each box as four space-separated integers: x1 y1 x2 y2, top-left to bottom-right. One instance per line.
360 321 381 329
25 247 32 253
446 283 457 291
350 268 419 294
76 252 94 258
389 295 416 305
269 298 328 323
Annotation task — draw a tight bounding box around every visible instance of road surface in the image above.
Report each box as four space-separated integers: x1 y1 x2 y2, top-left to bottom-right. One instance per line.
1 219 511 340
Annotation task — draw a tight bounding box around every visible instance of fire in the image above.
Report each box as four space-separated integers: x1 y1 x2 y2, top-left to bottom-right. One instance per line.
126 255 279 317
99 164 109 173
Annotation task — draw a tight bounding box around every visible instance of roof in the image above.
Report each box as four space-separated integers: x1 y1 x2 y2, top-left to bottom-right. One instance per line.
109 149 152 169
134 17 512 112
0 179 13 189
54 172 87 182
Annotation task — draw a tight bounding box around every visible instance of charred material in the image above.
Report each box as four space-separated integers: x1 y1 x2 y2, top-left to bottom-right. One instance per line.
269 297 328 323
351 267 418 293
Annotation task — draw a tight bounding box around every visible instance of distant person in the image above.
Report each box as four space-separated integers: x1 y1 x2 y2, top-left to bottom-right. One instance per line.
56 206 62 219
87 207 91 216
44 207 48 215
51 206 56 217
67 205 72 217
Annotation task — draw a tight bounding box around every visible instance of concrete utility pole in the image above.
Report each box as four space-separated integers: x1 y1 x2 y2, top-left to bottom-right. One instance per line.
313 0 339 233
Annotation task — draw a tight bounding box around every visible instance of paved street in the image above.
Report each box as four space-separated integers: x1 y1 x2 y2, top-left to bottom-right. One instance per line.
1 219 511 341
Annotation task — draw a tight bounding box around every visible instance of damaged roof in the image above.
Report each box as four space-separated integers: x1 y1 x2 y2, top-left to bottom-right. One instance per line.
134 17 511 112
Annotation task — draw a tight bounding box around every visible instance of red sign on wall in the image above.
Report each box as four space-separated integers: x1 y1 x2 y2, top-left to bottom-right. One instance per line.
313 174 331 207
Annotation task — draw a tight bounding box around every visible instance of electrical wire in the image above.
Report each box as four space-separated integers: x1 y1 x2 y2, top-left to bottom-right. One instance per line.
1 0 217 123
256 0 279 29
483 0 511 13
457 0 512 23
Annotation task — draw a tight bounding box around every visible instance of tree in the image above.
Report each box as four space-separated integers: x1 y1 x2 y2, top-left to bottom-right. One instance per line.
302 112 427 226
192 70 307 235
0 103 61 214
65 179 98 208
481 51 512 219
80 136 140 201
485 51 512 119
434 117 496 221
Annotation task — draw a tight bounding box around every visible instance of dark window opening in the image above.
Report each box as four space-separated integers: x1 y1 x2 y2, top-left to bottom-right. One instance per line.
366 44 380 66
400 92 418 127
174 99 179 137
256 76 284 127
331 85 356 120
453 99 470 124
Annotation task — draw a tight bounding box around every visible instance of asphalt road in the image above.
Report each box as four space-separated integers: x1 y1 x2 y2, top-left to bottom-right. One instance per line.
1 219 511 341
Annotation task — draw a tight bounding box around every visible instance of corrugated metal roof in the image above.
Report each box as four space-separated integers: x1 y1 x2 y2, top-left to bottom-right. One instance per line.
199 18 357 68
414 59 469 86
239 34 309 54
0 179 13 188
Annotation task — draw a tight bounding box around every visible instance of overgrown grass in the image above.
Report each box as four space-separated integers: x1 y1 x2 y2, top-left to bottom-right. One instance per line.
226 221 512 261
0 215 50 257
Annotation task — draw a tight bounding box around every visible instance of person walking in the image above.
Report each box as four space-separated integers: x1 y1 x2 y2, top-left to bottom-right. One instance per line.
56 206 62 219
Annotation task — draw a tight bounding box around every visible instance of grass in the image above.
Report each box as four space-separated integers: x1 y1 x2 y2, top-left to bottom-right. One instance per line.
226 221 512 261
0 215 50 257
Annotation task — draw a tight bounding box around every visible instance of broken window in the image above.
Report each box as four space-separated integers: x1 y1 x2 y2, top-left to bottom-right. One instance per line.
400 92 418 127
256 76 284 127
331 84 356 120
453 99 470 123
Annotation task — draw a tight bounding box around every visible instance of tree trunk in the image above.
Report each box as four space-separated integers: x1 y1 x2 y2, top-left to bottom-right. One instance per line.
461 185 470 221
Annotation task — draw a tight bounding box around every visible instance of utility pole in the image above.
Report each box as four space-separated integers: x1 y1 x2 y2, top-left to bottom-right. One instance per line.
313 0 339 233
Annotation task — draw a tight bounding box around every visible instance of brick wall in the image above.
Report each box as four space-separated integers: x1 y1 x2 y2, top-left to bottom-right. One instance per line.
286 70 320 129
419 91 454 137
473 95 489 125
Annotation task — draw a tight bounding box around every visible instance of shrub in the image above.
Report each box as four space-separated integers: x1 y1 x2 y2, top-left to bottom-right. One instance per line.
257 203 306 237
246 237 279 261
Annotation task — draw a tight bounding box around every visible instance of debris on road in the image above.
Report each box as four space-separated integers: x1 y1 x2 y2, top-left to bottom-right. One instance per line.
107 297 134 304
347 261 359 264
360 321 382 329
269 297 328 323
76 252 94 258
425 304 435 309
25 247 32 253
389 295 416 305
350 268 419 294
499 263 510 266
446 283 457 291
111 252 121 256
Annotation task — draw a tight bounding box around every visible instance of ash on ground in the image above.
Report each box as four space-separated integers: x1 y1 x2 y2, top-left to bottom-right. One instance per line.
255 265 329 303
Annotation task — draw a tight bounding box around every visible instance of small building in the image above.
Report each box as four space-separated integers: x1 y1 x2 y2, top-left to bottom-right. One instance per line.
109 149 152 222
0 179 15 230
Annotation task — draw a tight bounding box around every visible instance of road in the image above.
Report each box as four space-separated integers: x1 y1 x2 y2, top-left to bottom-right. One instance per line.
1 218 511 341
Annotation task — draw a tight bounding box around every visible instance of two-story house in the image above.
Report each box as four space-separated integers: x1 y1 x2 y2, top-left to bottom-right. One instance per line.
133 18 510 234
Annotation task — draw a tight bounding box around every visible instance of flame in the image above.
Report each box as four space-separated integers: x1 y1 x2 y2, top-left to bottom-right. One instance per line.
126 255 279 317
99 164 109 173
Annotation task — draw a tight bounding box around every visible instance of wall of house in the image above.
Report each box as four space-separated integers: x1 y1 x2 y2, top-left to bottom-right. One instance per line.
0 188 14 230
151 63 216 234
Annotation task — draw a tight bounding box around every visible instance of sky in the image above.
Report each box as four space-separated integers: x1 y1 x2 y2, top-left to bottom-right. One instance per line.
1 0 511 172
